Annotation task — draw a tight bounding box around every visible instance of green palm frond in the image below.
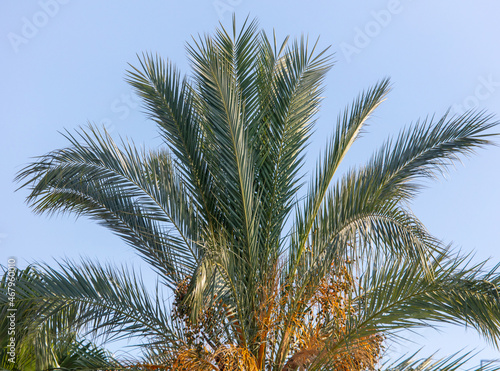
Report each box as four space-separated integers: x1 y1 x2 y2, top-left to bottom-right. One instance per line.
0 266 121 371
16 126 199 289
290 78 391 272
8 261 178 348
294 251 500 370
125 54 214 225
332 251 500 351
367 110 498 202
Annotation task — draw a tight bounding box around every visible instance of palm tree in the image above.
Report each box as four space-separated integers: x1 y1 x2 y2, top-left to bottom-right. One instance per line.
5 17 500 370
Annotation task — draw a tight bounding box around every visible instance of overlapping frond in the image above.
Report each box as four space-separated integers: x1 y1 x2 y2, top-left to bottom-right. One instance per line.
8 260 177 348
0 266 122 371
320 252 500 364
255 34 333 266
16 126 199 289
287 251 500 370
126 53 215 227
290 78 391 273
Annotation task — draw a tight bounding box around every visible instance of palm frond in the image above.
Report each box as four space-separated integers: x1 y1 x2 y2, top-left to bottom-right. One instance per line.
16 126 199 289
289 78 391 275
0 266 122 371
7 260 178 348
368 110 498 202
255 34 333 267
333 251 500 354
126 53 215 226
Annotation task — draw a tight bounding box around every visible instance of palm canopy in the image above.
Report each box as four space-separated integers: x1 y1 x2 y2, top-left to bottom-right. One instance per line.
4 17 500 370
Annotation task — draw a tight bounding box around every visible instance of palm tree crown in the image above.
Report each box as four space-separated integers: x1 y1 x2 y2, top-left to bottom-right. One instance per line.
3 17 500 371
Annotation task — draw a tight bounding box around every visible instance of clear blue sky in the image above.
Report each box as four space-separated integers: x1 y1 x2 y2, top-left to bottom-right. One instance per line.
1 0 499 367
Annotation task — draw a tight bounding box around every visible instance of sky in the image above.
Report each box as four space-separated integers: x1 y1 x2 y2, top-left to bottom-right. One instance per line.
1 0 500 367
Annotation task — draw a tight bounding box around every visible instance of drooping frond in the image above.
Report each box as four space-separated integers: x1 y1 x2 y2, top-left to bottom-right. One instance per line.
8 260 178 348
16 126 199 289
323 252 500 363
0 266 122 371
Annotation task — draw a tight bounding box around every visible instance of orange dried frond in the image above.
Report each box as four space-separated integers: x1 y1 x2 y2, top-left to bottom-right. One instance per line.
171 346 217 371
281 264 384 371
169 344 258 371
327 333 384 371
283 333 383 371
214 344 259 371
127 364 166 370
